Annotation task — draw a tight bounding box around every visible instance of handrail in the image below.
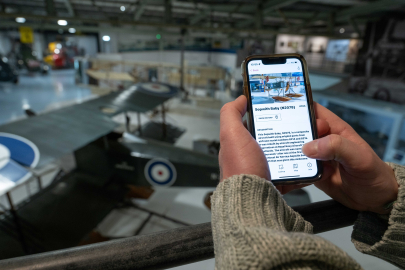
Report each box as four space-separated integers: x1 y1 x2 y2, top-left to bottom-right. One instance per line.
0 200 359 270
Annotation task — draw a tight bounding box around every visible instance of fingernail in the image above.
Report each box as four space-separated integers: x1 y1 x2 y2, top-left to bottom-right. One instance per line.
302 140 318 157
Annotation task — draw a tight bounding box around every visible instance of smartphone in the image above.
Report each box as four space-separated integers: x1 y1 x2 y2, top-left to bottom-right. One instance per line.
241 54 322 185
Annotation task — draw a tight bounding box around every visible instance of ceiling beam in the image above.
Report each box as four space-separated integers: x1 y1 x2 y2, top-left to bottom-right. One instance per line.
336 0 405 22
230 3 243 19
255 0 264 29
297 11 319 32
0 20 180 36
0 11 344 37
45 0 56 16
262 0 301 15
0 20 275 40
134 0 148 21
349 17 362 38
277 9 290 28
164 0 172 23
91 0 100 12
328 12 335 34
3 1 321 25
237 19 255 28
189 9 210 25
60 0 75 17
236 0 301 27
303 0 365 5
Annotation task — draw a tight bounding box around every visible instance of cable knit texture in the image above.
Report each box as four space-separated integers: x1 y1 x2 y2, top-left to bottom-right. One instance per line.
352 162 405 268
211 175 362 270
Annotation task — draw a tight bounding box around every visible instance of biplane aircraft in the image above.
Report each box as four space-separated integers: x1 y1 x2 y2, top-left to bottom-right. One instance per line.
0 82 221 256
250 73 304 102
0 82 219 190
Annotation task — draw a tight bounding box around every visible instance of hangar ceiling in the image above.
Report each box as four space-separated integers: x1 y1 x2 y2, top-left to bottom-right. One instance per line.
0 0 404 37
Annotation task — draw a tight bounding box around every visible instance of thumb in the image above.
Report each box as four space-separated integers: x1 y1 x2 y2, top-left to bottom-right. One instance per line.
220 95 247 134
302 134 371 169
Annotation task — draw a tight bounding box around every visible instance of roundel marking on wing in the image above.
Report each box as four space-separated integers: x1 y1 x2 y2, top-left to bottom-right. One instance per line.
0 133 40 185
136 82 179 98
144 158 177 187
0 132 40 168
141 83 171 93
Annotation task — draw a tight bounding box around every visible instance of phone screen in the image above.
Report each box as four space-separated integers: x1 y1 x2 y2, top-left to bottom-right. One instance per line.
246 57 319 181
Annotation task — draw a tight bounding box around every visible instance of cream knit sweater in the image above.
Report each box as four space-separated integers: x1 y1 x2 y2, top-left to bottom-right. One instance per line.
211 163 405 269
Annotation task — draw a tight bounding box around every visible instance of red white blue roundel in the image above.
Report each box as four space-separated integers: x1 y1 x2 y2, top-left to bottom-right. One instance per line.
144 158 177 187
137 82 178 98
0 133 40 193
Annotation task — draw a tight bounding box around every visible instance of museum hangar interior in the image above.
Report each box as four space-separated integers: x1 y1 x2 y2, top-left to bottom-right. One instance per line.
0 0 404 269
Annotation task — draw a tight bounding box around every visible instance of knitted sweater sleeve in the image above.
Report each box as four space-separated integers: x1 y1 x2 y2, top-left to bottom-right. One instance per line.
351 163 405 269
211 174 362 270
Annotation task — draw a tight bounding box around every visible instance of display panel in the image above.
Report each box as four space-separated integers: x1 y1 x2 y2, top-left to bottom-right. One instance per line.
246 57 318 181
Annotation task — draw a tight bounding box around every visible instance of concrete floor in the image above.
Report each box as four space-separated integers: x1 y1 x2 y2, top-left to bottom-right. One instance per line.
0 70 398 269
0 69 94 125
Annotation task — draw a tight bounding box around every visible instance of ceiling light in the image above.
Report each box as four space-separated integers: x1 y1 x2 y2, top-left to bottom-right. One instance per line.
15 17 26 23
120 6 126 11
58 20 68 26
339 28 345 34
68 28 76 33
102 35 111 42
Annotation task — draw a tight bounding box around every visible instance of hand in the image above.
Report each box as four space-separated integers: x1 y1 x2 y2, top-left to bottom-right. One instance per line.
219 95 270 181
218 96 330 190
301 102 398 214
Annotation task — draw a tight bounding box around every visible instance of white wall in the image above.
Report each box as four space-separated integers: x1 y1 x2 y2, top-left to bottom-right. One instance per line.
0 33 12 55
98 31 119 54
275 34 306 54
304 36 328 53
97 30 237 70
97 50 237 71
275 35 329 55
98 30 167 54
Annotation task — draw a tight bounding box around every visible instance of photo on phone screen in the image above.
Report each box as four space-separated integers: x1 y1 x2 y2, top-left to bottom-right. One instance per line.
246 57 320 182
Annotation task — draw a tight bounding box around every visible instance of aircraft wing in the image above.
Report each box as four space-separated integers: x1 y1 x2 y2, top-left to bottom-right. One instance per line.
0 83 179 167
86 70 136 82
84 84 176 115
